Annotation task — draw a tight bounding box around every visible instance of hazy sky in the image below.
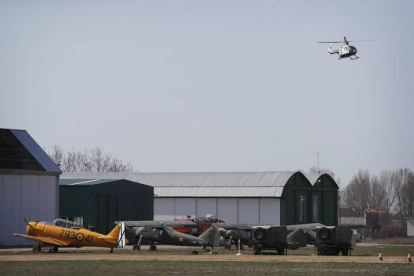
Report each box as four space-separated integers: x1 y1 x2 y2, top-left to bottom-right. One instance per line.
1 0 413 188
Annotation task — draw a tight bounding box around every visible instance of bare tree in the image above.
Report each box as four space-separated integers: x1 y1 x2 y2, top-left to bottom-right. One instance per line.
48 145 64 167
48 146 134 172
343 170 387 216
394 168 414 219
377 170 398 224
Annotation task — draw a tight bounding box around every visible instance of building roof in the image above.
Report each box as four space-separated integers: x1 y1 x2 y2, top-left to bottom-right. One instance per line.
303 172 339 189
0 128 62 174
60 179 121 186
61 171 304 197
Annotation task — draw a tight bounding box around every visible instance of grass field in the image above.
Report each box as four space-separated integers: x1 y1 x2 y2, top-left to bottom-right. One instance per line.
2 243 413 256
1 245 413 275
0 260 413 276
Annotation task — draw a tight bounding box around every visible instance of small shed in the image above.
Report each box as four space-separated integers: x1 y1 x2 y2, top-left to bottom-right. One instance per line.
364 209 380 226
59 179 154 234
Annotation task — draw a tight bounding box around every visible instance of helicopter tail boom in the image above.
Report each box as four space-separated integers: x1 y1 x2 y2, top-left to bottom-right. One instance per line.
327 44 339 55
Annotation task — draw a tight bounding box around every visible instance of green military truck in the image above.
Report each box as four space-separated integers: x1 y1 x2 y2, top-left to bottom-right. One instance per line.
251 226 288 255
315 226 356 256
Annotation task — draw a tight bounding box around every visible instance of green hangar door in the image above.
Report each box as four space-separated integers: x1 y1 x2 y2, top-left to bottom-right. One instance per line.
60 179 154 234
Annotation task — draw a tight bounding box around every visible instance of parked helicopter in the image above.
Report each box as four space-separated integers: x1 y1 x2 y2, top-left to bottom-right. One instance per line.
317 37 374 60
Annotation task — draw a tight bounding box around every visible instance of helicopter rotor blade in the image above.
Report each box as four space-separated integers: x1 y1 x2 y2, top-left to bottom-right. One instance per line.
347 39 376 43
317 41 342 44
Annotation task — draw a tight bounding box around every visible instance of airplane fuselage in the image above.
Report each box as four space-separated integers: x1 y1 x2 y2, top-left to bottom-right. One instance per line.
26 221 118 248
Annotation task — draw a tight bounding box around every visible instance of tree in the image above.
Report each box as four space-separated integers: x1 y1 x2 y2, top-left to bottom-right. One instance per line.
48 145 134 172
377 170 398 223
394 168 414 219
343 170 387 216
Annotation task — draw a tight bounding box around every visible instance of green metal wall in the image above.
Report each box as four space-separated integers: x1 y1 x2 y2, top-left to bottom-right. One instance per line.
60 180 154 234
60 185 93 227
280 172 313 225
311 174 338 226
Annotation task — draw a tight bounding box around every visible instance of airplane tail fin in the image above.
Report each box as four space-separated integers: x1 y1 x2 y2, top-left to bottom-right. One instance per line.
99 222 126 248
287 228 307 248
199 226 220 247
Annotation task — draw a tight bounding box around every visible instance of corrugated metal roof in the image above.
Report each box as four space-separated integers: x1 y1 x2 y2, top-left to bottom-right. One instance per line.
61 171 299 197
154 186 285 197
60 179 119 186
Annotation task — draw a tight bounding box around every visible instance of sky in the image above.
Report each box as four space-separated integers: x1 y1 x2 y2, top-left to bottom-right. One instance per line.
1 0 413 188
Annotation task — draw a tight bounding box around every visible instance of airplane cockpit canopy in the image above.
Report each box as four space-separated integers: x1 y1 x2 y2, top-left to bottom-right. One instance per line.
53 218 83 229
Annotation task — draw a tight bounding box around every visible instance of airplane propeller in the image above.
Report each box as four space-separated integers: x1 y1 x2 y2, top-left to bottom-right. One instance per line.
24 217 36 229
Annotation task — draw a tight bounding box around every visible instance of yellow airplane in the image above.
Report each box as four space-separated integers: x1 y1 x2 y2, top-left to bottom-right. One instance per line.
14 218 125 253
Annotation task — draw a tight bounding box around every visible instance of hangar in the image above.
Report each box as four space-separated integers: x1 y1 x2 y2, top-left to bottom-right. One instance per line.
61 171 338 226
305 173 339 226
59 179 154 234
0 128 61 246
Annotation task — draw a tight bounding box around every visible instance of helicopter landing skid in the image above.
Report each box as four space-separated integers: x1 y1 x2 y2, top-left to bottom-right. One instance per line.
349 55 360 60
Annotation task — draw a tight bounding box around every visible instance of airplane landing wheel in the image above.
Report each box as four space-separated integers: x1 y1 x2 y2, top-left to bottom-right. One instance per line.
149 243 157 251
48 246 58 253
109 248 114 253
33 244 41 253
133 245 141 251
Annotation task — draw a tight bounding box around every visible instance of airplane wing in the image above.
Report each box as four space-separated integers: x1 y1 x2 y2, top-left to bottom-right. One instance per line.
13 234 68 246
118 220 197 228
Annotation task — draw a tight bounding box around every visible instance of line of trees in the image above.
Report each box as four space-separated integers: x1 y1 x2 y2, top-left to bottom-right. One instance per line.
342 168 414 223
48 145 134 172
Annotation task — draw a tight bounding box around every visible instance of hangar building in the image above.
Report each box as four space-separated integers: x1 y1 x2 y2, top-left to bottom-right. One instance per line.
59 179 154 234
61 171 338 226
0 128 61 246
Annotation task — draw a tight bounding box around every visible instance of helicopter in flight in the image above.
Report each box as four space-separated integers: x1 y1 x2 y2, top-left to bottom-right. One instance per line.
317 37 374 60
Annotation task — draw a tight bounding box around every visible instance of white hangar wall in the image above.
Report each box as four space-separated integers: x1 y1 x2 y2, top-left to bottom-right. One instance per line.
0 174 59 246
154 197 280 225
